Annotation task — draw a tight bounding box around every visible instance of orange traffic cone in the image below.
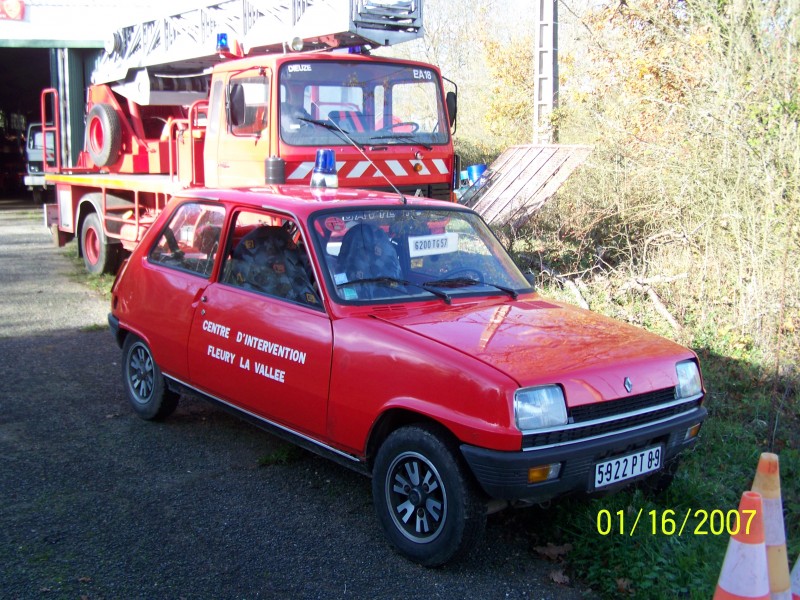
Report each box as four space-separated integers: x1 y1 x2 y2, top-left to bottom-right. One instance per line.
714 490 770 600
751 452 792 600
791 554 799 600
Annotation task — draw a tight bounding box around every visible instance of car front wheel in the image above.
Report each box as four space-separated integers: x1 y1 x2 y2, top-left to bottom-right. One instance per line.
372 424 486 566
122 335 178 421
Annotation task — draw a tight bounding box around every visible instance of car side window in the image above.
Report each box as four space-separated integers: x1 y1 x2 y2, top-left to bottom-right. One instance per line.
222 210 322 309
148 202 225 277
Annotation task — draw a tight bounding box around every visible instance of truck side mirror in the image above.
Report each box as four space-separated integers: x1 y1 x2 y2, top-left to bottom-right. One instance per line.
446 91 457 128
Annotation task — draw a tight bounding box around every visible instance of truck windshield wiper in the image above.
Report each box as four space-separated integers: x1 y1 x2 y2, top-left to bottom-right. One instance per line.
367 134 433 150
423 277 519 299
338 276 452 303
298 118 364 149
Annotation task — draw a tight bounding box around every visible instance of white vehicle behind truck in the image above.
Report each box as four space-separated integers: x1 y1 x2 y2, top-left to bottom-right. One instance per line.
24 122 54 203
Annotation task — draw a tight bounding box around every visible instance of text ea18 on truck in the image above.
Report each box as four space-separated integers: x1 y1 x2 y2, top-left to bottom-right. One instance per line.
108 183 707 566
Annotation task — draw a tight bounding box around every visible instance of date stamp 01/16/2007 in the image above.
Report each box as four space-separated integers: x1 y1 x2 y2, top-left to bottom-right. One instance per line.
596 508 758 537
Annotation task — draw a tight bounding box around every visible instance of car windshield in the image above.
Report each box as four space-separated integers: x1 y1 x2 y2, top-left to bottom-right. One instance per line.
279 60 449 148
310 207 531 303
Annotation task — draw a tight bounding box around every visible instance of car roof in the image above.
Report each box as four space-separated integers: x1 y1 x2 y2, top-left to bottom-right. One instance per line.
173 185 467 219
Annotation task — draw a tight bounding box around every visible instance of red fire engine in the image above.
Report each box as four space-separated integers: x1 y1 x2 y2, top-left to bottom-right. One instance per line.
43 0 458 274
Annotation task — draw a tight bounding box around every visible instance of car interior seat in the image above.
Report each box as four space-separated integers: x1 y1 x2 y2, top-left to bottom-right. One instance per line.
336 223 402 299
227 225 319 306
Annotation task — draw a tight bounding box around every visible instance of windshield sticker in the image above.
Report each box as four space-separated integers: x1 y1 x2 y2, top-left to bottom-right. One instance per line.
334 272 348 285
324 216 347 232
287 64 312 73
409 233 458 257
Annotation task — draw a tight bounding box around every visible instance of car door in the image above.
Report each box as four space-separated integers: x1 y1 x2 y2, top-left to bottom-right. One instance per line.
138 201 226 380
186 208 333 439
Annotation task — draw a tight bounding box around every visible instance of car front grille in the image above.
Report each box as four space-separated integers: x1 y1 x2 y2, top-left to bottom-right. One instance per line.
521 388 703 449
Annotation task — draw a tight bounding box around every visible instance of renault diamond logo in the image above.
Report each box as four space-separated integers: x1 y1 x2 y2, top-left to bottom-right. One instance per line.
624 377 633 393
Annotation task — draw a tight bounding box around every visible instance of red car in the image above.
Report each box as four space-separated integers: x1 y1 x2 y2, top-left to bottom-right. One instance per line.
109 185 706 566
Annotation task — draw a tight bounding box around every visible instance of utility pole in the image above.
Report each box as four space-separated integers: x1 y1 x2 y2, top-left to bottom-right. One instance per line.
533 0 558 144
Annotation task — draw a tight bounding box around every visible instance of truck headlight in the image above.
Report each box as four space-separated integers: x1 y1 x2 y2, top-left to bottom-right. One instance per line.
514 385 567 431
676 360 702 399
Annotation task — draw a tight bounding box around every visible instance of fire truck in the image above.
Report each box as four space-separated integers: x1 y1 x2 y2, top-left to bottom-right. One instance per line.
43 0 458 274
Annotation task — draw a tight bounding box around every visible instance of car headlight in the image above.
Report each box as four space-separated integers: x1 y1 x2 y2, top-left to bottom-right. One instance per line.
676 360 702 399
514 385 568 431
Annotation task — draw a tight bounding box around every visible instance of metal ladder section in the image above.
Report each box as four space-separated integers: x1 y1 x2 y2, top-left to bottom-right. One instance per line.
92 0 423 86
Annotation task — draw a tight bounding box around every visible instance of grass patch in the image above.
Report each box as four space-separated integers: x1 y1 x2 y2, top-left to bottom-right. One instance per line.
61 242 115 300
258 444 305 467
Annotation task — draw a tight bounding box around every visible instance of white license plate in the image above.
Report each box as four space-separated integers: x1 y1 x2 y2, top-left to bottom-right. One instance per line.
594 445 662 489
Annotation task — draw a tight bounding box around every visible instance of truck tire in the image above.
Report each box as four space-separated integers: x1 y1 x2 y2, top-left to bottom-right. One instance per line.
86 103 122 167
122 335 179 421
372 424 486 566
80 212 118 275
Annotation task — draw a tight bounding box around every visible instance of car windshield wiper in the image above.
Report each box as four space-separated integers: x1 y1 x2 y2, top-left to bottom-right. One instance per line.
483 282 519 299
367 134 433 150
423 277 519 300
338 276 452 303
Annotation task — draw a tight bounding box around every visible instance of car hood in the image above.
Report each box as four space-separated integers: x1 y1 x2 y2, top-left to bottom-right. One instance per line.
371 297 694 408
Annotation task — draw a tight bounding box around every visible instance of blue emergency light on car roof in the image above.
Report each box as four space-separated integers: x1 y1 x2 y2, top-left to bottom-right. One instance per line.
311 149 338 189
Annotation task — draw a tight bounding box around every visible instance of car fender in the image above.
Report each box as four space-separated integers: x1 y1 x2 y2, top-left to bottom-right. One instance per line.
327 316 522 455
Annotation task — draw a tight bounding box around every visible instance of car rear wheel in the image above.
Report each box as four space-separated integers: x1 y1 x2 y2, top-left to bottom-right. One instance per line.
122 335 178 421
372 424 486 566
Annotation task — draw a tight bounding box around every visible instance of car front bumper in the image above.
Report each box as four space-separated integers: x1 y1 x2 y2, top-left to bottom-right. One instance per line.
460 406 706 502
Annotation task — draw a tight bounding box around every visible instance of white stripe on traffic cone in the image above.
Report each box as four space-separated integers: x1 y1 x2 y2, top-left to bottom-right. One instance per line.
751 452 791 600
714 491 770 600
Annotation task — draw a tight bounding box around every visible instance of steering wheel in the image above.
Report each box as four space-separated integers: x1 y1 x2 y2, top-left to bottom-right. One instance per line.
163 227 182 256
444 267 484 283
379 121 419 133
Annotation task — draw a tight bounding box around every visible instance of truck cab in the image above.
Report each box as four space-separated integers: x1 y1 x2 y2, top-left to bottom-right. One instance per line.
204 53 456 200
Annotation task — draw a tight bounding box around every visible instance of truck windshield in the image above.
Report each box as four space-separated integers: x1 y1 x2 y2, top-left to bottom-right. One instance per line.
279 60 449 148
310 207 531 303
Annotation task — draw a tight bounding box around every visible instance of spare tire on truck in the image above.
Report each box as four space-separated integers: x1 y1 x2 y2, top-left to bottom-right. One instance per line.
86 103 122 167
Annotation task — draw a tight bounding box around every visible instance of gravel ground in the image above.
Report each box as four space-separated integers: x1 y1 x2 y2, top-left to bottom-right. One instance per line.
0 197 596 600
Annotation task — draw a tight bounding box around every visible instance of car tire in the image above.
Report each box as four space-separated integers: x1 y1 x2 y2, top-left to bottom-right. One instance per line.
122 335 179 421
372 424 486 566
80 212 119 275
86 103 122 167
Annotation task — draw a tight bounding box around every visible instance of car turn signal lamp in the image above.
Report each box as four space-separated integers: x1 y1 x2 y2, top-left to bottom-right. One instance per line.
528 463 562 484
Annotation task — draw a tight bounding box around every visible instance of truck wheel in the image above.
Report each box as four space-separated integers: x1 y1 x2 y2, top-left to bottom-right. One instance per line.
87 103 122 167
372 424 486 566
80 212 118 274
122 335 179 421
